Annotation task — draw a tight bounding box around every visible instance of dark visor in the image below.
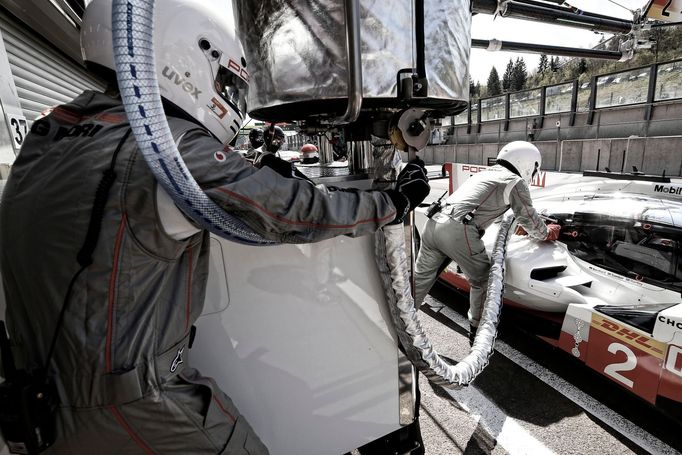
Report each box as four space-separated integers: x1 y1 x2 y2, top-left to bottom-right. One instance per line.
214 66 248 118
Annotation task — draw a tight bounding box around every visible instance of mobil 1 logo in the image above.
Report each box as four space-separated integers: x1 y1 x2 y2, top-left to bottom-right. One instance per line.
654 184 682 196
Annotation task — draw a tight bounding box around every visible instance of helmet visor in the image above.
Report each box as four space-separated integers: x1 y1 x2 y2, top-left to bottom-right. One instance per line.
215 66 248 119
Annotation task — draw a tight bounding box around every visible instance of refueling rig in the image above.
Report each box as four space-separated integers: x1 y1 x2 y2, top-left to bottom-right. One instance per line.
119 1 679 452
191 2 479 454
0 0 676 454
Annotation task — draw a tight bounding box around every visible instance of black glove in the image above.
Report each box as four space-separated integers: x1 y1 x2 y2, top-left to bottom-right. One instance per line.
258 153 313 183
410 156 427 176
386 162 430 224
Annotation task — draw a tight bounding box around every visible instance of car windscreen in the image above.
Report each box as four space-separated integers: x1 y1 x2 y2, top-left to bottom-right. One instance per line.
551 210 682 291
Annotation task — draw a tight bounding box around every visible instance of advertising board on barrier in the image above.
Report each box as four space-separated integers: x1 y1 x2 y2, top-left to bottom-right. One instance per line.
445 162 578 196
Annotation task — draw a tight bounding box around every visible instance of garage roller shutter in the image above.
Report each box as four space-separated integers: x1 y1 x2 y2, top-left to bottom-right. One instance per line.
0 8 104 124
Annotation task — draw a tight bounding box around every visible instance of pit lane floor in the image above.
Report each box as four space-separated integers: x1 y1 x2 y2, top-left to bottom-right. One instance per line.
417 283 682 455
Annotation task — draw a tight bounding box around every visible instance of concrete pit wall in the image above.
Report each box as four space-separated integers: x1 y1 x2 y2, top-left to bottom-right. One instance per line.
407 135 682 176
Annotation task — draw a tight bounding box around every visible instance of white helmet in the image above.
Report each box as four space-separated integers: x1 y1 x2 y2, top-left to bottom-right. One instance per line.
300 143 319 164
496 141 541 183
81 0 248 145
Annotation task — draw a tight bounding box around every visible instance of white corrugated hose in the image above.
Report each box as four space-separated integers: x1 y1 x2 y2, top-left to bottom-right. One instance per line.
111 0 275 245
375 214 513 388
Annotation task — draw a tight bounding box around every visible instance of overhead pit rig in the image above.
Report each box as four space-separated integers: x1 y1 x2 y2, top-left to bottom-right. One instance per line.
470 0 679 61
0 1 679 454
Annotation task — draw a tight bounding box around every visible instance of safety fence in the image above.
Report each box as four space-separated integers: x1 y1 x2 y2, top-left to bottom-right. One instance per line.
438 58 682 144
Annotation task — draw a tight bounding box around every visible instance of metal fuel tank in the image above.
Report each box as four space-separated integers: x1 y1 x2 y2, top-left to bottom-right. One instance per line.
234 0 471 122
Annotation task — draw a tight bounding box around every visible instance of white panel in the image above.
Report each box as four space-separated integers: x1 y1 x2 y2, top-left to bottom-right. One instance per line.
193 233 403 455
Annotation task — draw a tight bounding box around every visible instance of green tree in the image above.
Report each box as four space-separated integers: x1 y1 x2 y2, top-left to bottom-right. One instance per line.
502 58 514 92
503 26 682 95
486 66 502 96
575 58 588 76
511 57 527 91
538 54 548 75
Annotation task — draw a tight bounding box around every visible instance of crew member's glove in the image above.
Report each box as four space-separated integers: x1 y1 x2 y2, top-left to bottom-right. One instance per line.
545 224 561 241
410 156 427 177
386 162 430 224
258 153 313 183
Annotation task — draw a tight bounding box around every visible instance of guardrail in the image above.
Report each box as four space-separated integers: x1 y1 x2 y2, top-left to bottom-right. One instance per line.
443 58 682 142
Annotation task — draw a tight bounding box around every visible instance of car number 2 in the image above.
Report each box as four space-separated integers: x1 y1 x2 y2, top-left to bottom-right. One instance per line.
587 321 664 403
603 343 636 388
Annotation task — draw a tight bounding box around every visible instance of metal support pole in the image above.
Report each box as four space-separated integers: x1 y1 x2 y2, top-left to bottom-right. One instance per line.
504 93 510 132
569 79 579 127
332 0 363 124
556 123 562 171
466 101 473 135
645 63 658 121
471 38 623 60
539 86 546 129
497 1 632 34
587 75 598 125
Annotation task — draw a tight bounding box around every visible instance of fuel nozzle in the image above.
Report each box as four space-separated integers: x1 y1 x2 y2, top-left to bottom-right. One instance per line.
407 118 427 137
387 108 431 152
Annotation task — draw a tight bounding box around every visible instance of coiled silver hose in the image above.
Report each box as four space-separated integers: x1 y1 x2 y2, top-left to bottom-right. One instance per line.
375 213 514 388
111 0 275 245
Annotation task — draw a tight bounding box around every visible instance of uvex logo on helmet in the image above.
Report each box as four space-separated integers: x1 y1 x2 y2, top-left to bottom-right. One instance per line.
162 66 202 100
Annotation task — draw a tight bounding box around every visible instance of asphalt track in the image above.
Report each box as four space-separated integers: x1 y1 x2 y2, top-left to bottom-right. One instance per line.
417 282 682 455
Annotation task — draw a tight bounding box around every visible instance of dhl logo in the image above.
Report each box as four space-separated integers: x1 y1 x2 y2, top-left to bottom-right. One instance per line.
591 314 665 359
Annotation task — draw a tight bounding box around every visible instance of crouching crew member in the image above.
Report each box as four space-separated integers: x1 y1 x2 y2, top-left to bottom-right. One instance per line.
413 141 560 345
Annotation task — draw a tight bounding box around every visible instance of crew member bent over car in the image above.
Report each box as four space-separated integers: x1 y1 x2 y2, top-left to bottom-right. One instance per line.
413 141 560 345
0 0 429 453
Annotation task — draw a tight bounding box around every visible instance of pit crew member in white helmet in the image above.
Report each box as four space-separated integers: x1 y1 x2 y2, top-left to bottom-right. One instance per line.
413 141 560 345
300 143 320 164
0 0 429 453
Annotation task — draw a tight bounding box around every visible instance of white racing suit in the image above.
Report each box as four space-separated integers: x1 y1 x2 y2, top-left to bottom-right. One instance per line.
0 91 396 454
414 164 548 327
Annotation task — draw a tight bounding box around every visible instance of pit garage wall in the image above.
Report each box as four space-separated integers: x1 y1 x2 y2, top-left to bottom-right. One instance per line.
0 6 104 176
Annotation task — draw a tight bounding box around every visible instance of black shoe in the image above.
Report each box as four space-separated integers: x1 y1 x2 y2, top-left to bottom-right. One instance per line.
469 325 477 346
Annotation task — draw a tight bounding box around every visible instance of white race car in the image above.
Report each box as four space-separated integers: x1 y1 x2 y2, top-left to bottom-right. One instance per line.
417 164 682 414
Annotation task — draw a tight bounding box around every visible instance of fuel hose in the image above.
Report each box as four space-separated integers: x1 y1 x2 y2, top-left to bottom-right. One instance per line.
111 0 275 245
371 145 512 387
375 214 513 388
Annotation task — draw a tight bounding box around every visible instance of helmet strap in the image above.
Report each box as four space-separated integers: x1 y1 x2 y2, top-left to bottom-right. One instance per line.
496 159 521 178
